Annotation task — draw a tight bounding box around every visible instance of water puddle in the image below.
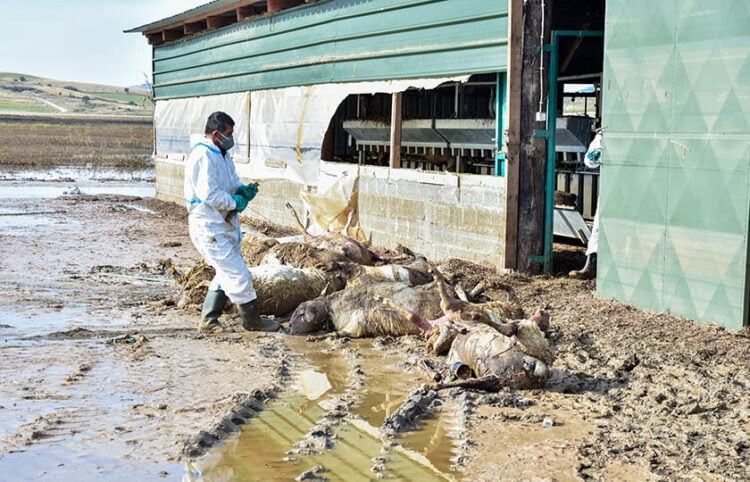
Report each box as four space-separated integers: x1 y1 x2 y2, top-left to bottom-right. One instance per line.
0 165 156 199
0 184 155 199
0 166 155 182
187 339 459 481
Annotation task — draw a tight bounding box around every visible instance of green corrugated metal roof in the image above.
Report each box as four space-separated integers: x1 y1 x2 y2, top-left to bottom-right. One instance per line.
149 0 509 99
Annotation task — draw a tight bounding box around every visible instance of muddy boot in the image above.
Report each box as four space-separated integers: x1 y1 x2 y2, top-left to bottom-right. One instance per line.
238 300 280 332
198 289 228 333
569 253 597 280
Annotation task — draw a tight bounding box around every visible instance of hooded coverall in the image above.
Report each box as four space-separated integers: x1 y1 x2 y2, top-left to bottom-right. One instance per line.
184 140 257 305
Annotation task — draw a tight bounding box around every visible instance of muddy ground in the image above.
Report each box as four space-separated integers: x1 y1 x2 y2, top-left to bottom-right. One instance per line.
0 179 748 481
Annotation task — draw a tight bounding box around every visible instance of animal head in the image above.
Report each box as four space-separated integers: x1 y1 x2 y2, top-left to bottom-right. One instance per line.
288 299 329 334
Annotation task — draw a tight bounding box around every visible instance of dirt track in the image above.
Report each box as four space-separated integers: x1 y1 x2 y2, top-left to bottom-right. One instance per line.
0 182 748 481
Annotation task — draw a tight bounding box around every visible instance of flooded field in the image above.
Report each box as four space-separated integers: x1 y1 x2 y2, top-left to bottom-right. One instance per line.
1 166 748 481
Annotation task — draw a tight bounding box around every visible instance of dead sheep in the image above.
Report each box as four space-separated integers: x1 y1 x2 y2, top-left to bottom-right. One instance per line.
288 281 447 337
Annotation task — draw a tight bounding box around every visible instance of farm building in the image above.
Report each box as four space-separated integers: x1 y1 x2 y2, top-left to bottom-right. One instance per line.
128 0 749 331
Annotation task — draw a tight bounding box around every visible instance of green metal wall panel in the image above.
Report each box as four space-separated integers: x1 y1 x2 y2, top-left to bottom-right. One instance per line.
151 0 508 99
600 0 750 330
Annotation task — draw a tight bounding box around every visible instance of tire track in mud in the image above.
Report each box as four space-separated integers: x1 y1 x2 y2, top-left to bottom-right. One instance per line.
188 335 478 480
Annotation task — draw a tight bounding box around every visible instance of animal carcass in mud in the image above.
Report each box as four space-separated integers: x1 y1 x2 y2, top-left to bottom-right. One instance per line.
384 272 554 389
284 201 379 266
445 313 554 389
288 281 448 337
177 260 343 317
242 231 432 289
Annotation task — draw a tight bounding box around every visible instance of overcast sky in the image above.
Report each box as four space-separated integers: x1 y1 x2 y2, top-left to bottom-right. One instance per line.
1 0 208 87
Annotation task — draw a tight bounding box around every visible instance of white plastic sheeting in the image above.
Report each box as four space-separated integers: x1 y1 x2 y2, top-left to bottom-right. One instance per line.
247 77 467 185
154 77 469 238
154 77 468 184
154 92 251 160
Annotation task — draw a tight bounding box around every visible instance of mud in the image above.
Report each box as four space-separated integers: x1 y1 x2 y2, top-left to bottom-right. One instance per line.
1 174 749 480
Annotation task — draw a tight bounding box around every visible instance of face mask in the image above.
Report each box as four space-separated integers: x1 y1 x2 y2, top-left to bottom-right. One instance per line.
217 132 234 151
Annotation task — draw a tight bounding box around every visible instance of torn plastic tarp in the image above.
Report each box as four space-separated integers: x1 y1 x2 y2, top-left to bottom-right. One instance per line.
299 167 367 241
246 76 469 186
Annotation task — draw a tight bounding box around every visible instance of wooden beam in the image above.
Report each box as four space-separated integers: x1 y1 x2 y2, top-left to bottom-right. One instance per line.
389 92 403 169
237 5 262 20
184 20 206 35
268 0 304 13
147 33 164 45
504 0 523 271
140 1 266 37
162 29 184 42
515 0 548 273
559 33 586 74
207 15 234 30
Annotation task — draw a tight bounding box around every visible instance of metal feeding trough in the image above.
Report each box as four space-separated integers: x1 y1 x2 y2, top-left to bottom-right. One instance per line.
342 119 448 149
342 118 497 173
433 118 495 151
554 206 591 244
342 118 497 152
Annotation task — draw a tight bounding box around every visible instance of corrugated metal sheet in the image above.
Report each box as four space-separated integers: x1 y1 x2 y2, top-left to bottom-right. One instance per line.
599 0 750 330
125 0 256 33
151 0 508 99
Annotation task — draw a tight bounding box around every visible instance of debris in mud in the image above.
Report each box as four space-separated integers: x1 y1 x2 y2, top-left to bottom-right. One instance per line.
294 465 328 481
176 260 215 309
44 327 97 340
106 334 152 361
380 386 440 438
159 240 182 248
90 261 177 284
64 363 93 384
178 231 556 395
288 347 367 459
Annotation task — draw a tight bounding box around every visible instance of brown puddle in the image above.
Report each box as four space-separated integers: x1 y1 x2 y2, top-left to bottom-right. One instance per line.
186 338 457 481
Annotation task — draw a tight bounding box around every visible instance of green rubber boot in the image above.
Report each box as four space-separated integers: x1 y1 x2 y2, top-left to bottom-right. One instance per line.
199 290 228 333
238 300 280 332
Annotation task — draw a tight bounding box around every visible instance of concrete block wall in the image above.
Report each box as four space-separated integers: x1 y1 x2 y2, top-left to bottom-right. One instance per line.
358 166 506 266
155 158 507 268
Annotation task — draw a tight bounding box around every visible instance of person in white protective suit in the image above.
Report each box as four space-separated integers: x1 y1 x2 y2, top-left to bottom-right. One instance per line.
569 129 602 280
184 111 279 333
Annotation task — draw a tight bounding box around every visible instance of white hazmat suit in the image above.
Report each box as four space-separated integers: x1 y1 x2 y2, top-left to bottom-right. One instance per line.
583 132 602 256
184 140 257 305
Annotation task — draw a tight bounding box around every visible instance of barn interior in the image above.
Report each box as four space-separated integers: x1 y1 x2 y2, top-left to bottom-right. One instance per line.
322 0 606 225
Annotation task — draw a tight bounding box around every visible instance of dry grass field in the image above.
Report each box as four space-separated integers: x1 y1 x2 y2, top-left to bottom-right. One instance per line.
0 73 154 168
0 114 153 167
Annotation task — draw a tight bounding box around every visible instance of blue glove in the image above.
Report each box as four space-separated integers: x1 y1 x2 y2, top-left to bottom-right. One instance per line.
239 183 259 202
232 194 249 213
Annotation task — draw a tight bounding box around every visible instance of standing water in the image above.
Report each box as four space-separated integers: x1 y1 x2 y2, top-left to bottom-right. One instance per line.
186 338 463 481
0 166 155 199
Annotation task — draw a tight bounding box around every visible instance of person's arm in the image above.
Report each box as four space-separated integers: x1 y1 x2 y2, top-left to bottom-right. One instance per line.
224 152 243 195
194 152 236 211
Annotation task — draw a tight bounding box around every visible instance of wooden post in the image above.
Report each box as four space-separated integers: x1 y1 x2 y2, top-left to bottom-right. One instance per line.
389 92 403 169
504 0 523 271
514 0 548 273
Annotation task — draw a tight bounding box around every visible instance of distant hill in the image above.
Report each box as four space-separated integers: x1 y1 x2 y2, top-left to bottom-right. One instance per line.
0 72 153 117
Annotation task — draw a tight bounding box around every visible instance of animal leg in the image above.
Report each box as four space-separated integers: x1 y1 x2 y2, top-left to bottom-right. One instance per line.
375 296 432 333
